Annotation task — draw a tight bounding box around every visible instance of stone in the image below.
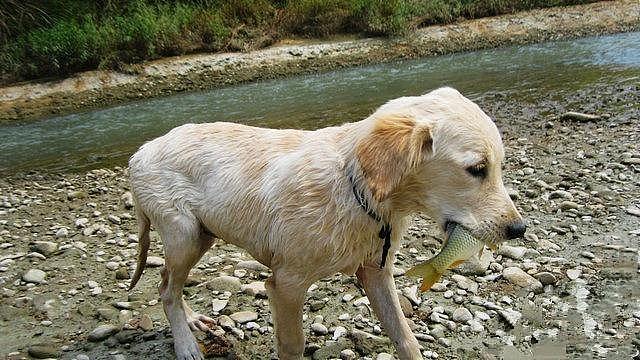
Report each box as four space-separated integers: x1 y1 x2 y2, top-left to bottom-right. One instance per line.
398 295 414 318
497 245 527 260
452 307 473 323
549 190 573 200
207 276 242 292
376 353 394 360
230 311 258 324
31 241 58 256
55 227 69 238
108 215 121 224
451 274 478 293
140 314 154 331
333 326 348 341
499 309 522 328
402 285 421 305
350 329 392 355
88 324 119 341
455 250 493 276
311 323 328 335
115 268 129 280
212 299 228 312
235 260 269 272
241 281 267 297
146 256 164 267
502 267 543 293
28 344 60 359
534 271 557 285
566 268 582 280
340 349 357 360
218 315 235 329
23 269 46 284
121 192 134 209
559 201 580 211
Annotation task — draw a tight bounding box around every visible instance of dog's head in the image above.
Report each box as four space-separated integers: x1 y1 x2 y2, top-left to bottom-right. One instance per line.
356 87 525 244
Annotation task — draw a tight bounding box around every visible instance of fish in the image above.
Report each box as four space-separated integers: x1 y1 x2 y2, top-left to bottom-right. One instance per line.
406 224 486 292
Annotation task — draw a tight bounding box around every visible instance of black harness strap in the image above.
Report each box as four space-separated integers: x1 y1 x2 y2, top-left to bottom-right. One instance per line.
350 176 392 269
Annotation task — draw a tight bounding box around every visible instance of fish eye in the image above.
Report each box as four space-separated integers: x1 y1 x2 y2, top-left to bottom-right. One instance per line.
466 163 487 179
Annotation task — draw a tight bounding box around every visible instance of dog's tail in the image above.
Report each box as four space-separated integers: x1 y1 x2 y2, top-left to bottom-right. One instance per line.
129 206 151 291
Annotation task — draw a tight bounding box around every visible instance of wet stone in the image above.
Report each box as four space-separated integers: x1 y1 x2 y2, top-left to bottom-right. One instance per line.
88 324 119 342
23 269 46 284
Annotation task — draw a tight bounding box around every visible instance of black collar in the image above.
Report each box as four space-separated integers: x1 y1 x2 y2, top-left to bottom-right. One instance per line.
349 176 392 269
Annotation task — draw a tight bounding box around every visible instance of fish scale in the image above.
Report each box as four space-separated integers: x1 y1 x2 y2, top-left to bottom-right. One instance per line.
406 224 485 291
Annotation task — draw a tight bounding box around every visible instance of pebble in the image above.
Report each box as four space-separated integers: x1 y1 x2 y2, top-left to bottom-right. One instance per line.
549 190 573 200
452 307 473 323
376 353 394 360
566 268 582 280
311 323 328 335
499 309 522 328
502 267 543 293
451 274 478 293
146 256 164 267
333 325 347 340
402 285 421 305
218 315 235 329
230 311 258 324
559 201 580 210
28 344 60 359
340 349 357 360
212 299 228 312
139 314 154 331
534 271 558 285
88 324 119 341
431 283 447 292
241 281 267 297
207 276 242 292
31 241 58 256
23 269 47 284
55 227 69 238
235 260 269 272
497 245 527 260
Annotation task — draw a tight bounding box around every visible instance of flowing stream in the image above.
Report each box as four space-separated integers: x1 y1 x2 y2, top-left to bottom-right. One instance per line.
0 31 639 174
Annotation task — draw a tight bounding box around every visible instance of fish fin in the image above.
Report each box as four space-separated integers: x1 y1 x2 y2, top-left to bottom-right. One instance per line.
448 260 465 269
407 262 442 292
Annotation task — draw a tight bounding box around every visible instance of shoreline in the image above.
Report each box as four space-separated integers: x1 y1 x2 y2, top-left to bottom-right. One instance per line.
1 0 639 124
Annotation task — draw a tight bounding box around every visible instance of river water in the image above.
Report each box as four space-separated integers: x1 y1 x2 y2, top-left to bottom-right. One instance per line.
0 31 639 174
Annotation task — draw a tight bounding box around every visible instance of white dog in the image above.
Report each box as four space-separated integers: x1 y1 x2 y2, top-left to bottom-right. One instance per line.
128 87 525 360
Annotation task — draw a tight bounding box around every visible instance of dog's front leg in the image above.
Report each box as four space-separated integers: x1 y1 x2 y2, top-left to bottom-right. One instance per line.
356 264 423 360
266 271 308 360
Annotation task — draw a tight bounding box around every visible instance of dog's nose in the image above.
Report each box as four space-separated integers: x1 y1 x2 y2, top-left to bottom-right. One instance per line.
506 220 527 239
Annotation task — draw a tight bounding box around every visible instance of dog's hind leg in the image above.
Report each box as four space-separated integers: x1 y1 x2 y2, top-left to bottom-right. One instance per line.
357 264 423 360
158 217 213 360
266 270 309 360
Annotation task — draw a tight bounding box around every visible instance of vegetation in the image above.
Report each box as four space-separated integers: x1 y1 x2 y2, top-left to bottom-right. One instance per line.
1 0 596 83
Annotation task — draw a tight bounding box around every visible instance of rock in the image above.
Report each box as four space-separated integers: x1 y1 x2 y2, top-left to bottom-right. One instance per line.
207 276 242 292
560 111 601 122
497 245 527 260
455 250 493 275
212 299 228 312
340 349 357 360
105 261 119 271
28 344 60 359
549 190 573 200
353 297 370 307
534 271 557 285
75 218 89 228
108 215 122 224
146 256 164 267
55 227 69 238
566 268 582 280
502 267 543 293
31 241 58 256
452 307 473 323
451 274 478 293
431 283 447 292
218 315 235 329
235 260 269 272
311 323 328 335
241 281 267 297
115 268 129 280
23 269 46 284
376 353 394 360
230 311 258 324
499 309 522 328
140 314 154 331
398 295 414 318
559 201 580 211
402 285 421 305
332 326 347 341
350 329 392 355
88 324 119 341
311 339 350 360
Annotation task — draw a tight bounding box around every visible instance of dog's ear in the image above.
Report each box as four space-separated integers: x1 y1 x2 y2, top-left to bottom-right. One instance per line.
356 115 432 202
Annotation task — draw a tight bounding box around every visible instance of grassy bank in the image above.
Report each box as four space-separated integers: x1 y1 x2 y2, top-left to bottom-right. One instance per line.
1 0 596 84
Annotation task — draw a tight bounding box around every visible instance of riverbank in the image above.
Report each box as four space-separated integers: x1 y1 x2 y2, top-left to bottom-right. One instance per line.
1 0 639 124
1 78 638 359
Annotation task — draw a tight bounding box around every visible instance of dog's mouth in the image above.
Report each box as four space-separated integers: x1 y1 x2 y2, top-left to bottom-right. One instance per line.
442 220 500 250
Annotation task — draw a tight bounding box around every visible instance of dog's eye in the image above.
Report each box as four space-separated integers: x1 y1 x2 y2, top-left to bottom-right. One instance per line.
466 163 487 178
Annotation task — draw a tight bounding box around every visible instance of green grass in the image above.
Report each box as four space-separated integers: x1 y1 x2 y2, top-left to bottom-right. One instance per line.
0 0 597 83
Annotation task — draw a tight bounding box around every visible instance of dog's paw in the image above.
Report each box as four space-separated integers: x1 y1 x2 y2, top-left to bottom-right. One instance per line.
174 338 204 360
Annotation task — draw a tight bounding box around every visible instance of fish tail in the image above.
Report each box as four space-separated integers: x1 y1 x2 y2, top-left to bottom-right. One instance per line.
406 262 443 292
